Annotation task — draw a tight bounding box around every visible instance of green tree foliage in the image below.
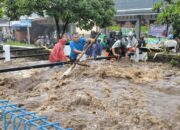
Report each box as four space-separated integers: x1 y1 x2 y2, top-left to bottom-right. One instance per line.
153 0 180 37
0 8 3 18
3 0 22 20
2 0 116 40
0 1 4 18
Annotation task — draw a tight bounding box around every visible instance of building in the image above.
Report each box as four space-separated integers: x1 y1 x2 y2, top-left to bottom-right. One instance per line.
0 14 76 43
113 0 160 39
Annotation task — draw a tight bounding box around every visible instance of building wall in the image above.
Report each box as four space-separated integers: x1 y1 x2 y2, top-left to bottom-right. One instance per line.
15 30 27 42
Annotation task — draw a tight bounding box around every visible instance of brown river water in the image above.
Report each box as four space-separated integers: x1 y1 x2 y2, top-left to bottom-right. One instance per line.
0 60 180 130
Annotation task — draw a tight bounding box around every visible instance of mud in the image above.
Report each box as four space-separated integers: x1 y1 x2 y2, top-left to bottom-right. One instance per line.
0 60 180 130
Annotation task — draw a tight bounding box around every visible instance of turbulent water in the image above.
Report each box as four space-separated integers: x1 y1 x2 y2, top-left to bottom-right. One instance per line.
0 60 180 130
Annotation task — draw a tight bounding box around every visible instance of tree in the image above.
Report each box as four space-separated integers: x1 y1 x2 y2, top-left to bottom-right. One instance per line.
0 1 4 18
153 0 180 37
0 8 3 18
30 0 116 39
2 0 116 40
2 0 23 20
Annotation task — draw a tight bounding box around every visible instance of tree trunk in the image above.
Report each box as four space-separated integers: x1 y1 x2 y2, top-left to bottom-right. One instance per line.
9 20 12 40
165 16 169 37
166 23 169 37
54 15 60 41
60 20 69 38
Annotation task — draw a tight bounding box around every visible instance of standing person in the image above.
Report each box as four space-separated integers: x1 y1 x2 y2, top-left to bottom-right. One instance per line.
92 39 103 58
69 33 87 62
84 39 103 59
138 36 146 48
49 33 68 62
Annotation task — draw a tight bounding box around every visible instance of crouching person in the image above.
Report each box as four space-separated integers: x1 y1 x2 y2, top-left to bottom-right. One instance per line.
111 37 127 59
49 34 68 62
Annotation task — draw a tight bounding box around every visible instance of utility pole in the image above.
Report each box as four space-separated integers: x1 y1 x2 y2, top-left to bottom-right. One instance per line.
136 15 141 40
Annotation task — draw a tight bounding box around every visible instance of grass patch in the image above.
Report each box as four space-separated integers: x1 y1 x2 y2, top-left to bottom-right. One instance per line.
4 41 35 47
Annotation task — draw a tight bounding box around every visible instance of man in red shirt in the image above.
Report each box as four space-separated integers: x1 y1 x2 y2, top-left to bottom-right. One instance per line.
49 34 68 62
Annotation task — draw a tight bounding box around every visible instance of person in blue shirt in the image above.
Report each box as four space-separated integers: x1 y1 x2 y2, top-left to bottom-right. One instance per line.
69 33 87 61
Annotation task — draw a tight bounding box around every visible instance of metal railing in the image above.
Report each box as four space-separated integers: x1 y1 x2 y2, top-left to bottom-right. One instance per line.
0 100 72 130
0 46 49 61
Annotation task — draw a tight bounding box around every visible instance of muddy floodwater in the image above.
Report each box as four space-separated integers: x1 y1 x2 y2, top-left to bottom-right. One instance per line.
0 60 180 130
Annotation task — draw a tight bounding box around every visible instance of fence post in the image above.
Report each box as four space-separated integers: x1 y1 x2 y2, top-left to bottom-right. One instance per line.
3 45 11 62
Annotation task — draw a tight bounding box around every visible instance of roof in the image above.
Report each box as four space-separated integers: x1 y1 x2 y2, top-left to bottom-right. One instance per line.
115 0 160 16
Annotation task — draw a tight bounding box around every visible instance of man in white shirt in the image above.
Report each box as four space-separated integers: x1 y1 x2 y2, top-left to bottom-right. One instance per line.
111 36 128 59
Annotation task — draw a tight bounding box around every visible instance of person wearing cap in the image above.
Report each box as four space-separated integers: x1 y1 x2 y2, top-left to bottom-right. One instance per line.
164 34 177 53
49 33 69 62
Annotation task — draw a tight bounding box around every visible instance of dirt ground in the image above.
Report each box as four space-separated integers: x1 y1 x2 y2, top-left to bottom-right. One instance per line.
0 60 180 130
